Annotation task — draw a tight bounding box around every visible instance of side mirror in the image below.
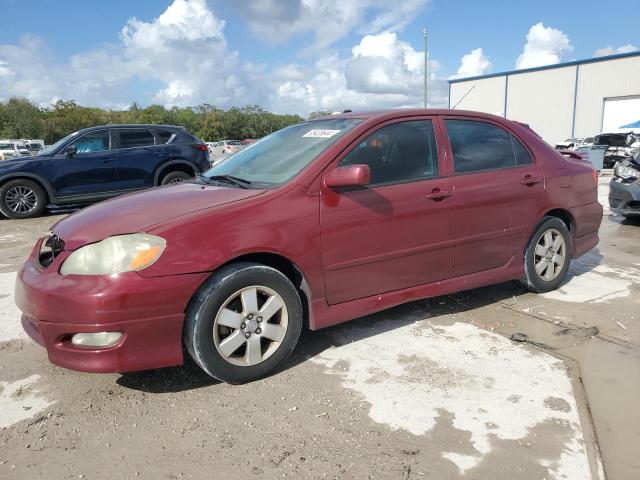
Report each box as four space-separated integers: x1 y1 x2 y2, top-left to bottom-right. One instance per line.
324 164 371 189
64 145 77 157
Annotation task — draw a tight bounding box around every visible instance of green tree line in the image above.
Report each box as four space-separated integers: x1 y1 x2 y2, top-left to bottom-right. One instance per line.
0 97 305 145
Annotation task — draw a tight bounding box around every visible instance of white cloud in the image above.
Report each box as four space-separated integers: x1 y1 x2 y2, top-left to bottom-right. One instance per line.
235 0 429 55
515 22 573 69
0 0 447 116
449 48 492 79
269 32 448 114
593 44 638 57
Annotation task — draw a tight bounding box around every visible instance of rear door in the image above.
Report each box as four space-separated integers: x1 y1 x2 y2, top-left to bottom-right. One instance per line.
50 128 120 199
114 128 162 190
443 118 544 276
320 117 455 304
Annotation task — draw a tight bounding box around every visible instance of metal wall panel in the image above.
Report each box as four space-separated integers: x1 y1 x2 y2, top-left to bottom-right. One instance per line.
505 66 577 145
574 56 640 136
449 76 506 115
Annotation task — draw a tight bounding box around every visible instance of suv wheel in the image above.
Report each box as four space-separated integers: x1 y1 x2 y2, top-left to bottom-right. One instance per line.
0 179 47 219
521 216 572 293
184 262 303 384
160 171 191 185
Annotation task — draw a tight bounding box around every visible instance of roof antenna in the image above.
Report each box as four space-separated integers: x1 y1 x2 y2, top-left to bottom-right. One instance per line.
451 85 475 109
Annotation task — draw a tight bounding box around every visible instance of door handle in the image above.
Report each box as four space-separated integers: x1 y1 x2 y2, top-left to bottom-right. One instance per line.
521 175 543 186
426 189 453 201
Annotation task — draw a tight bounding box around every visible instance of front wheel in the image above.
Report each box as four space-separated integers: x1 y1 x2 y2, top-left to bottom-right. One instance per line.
521 216 572 293
184 262 303 384
0 179 47 219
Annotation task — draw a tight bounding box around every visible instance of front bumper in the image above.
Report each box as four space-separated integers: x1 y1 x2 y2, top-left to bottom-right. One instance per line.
609 178 640 217
15 239 209 373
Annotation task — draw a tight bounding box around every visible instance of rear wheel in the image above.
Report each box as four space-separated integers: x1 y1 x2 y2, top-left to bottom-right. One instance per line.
184 262 303 384
521 216 572 293
160 171 191 185
0 179 47 219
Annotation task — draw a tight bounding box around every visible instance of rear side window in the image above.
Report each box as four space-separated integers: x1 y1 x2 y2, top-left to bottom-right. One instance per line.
340 120 439 185
446 120 516 173
155 130 174 144
119 129 155 148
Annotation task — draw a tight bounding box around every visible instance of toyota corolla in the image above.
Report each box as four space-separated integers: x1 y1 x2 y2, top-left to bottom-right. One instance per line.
15 109 602 384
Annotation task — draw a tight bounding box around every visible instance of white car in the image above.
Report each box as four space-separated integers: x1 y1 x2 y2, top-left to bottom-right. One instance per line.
209 140 243 157
0 141 30 160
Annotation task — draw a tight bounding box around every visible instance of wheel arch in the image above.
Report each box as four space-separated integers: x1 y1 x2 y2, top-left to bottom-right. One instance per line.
154 160 198 186
0 173 55 204
523 208 575 254
193 252 314 330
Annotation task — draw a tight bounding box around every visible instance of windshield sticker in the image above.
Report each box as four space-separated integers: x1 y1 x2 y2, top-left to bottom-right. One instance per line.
303 129 341 138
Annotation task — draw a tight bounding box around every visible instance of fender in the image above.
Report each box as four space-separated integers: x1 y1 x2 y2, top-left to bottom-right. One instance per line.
0 172 58 203
154 159 200 186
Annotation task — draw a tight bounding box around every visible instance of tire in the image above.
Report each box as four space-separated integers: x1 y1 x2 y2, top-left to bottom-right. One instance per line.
0 179 47 219
521 216 572 293
160 171 191 185
184 262 303 384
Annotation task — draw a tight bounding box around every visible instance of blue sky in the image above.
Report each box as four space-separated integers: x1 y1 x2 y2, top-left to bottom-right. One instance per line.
0 0 638 114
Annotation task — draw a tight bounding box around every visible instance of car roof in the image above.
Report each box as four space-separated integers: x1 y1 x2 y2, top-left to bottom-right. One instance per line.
77 124 185 134
313 108 513 124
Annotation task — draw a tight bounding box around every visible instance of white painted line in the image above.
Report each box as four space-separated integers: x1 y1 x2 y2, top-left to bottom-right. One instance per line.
314 321 591 479
0 375 53 428
0 271 27 342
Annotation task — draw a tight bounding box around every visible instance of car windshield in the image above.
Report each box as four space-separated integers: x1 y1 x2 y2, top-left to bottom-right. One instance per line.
203 118 362 186
39 131 80 155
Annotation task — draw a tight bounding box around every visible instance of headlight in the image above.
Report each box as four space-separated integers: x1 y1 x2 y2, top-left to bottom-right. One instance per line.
614 163 640 180
60 234 166 275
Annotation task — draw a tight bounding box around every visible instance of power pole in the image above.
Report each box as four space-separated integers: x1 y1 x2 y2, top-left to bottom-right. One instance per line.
423 27 428 108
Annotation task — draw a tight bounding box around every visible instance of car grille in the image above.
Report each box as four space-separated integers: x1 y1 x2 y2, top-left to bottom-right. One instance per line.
609 198 622 208
39 234 65 268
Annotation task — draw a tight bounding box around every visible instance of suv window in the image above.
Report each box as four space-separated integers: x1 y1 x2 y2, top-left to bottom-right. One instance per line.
156 130 174 144
71 130 109 154
339 120 439 185
446 120 518 173
119 129 155 148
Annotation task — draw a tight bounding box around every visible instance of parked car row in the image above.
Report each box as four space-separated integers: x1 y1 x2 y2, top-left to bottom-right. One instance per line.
0 139 45 160
0 124 209 219
555 132 640 169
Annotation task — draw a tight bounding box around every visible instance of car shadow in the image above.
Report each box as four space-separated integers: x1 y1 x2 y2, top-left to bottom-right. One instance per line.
117 279 534 394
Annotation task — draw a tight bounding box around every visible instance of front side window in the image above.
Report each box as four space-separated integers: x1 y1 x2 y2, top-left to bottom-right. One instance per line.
339 120 439 185
446 120 517 173
119 129 155 148
71 130 110 154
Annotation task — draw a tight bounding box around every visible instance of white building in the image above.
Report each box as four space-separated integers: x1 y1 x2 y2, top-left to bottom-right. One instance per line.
448 51 640 145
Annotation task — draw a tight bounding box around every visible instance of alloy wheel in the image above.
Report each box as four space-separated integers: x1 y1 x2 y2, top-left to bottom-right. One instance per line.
533 228 566 281
213 285 288 367
4 185 37 214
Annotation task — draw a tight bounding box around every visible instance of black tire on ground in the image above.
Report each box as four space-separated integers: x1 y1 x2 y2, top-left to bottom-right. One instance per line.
521 216 572 293
184 262 303 384
160 171 191 185
0 179 47 219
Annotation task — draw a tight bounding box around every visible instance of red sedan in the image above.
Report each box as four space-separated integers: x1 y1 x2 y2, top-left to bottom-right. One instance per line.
16 110 602 383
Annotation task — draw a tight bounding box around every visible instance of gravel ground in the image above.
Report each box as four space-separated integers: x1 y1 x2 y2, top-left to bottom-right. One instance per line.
0 177 638 479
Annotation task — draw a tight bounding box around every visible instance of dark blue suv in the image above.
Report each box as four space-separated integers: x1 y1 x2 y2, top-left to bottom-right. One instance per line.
0 124 210 219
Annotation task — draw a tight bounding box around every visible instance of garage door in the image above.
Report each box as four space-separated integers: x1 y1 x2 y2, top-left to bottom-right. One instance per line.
602 96 640 132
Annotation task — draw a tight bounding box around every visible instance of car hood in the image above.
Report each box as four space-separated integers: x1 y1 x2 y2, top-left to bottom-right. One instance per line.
53 183 266 249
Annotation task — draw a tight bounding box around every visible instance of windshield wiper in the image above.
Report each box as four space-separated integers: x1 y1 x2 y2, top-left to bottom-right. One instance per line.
200 174 251 189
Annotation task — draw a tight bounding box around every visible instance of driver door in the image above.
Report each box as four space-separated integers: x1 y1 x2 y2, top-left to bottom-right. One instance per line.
50 129 120 199
320 118 455 304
